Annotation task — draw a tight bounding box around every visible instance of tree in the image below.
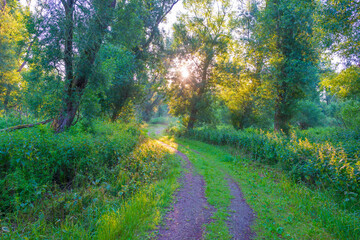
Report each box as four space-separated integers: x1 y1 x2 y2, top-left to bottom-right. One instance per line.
107 0 178 122
321 0 360 66
43 0 117 132
215 0 274 129
94 44 138 122
261 0 319 133
29 0 117 131
0 0 29 112
321 66 360 100
167 0 232 129
321 66 360 129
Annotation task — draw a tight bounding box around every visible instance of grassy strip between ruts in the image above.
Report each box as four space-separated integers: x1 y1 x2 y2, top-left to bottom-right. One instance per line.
158 136 234 239
169 142 234 239
160 136 360 240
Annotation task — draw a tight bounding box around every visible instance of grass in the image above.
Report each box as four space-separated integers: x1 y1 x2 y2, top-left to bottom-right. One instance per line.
144 123 168 139
148 116 178 125
157 132 359 239
96 167 181 240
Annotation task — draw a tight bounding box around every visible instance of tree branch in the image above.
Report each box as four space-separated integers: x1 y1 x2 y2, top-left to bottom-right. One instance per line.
0 119 53 132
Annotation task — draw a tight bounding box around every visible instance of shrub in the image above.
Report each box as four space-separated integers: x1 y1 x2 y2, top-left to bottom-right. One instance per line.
175 126 360 197
0 120 177 239
0 121 141 213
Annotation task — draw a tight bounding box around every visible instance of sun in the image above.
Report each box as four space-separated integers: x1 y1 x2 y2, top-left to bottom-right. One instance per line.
180 65 190 79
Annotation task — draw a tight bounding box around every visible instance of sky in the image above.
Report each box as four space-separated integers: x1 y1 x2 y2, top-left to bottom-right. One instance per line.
19 0 37 11
159 0 184 36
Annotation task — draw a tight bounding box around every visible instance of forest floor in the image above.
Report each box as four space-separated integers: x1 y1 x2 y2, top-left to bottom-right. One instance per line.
146 124 338 240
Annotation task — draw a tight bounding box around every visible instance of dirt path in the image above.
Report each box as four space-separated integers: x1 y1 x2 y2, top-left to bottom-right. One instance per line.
155 141 215 240
177 143 255 240
150 126 255 239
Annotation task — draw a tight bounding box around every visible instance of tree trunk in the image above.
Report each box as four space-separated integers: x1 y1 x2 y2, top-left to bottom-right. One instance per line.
186 58 211 130
53 0 116 132
273 0 290 134
111 106 122 122
274 82 290 134
52 0 75 132
187 105 197 130
1 119 53 132
3 86 11 112
274 105 288 133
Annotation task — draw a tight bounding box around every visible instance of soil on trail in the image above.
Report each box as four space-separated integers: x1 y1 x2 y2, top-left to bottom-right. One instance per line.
178 143 256 240
150 126 255 239
155 142 215 240
226 177 255 240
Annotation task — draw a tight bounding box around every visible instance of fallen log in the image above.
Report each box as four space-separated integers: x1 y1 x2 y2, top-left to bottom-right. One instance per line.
0 119 53 132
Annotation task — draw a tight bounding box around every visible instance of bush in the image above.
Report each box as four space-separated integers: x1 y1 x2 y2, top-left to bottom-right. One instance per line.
341 100 360 129
174 126 360 198
0 120 177 238
0 121 140 214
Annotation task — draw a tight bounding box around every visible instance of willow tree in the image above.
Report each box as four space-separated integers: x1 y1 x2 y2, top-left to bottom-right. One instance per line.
32 0 116 132
167 0 232 129
104 0 179 122
215 0 275 129
262 0 319 133
46 0 116 132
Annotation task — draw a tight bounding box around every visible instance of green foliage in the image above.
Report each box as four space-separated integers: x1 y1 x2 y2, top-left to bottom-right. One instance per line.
94 44 138 121
292 100 325 129
340 100 360 129
320 66 360 129
321 66 360 100
320 0 360 64
215 1 275 130
0 1 29 112
0 113 39 129
0 121 139 213
167 0 233 129
177 138 360 239
174 126 360 198
0 120 178 238
260 0 319 132
21 65 63 118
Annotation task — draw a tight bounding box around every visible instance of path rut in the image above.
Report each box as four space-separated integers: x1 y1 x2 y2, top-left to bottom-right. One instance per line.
150 127 255 239
226 177 255 239
155 141 215 240
178 143 255 240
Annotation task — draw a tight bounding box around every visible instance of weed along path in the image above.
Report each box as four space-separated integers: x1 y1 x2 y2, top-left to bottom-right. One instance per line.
147 125 255 239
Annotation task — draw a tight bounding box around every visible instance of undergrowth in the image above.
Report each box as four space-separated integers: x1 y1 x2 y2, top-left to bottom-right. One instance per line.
170 126 360 202
0 121 180 239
